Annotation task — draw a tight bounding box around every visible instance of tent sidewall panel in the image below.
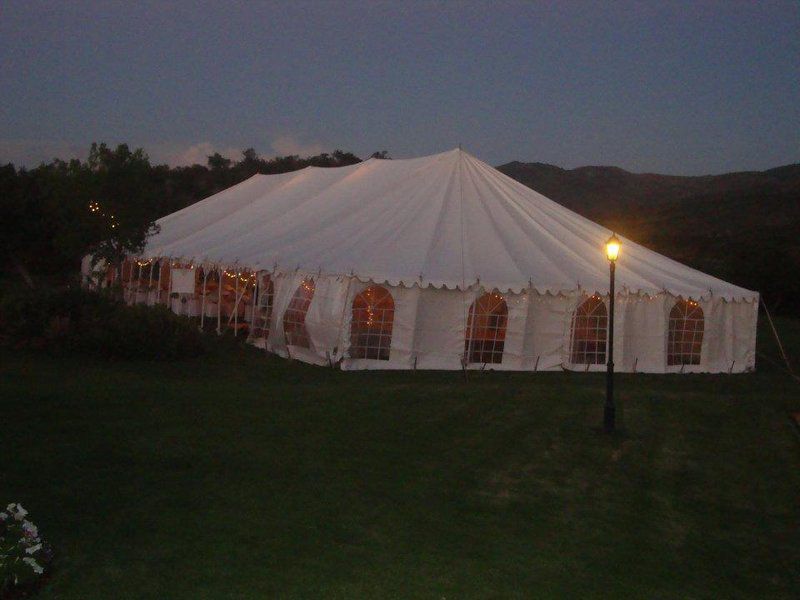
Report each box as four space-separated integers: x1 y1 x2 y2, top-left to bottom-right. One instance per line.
114 260 759 374
621 294 668 373
411 286 465 370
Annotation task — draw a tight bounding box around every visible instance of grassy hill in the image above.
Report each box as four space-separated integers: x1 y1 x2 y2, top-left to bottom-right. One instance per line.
3 319 799 598
497 161 800 314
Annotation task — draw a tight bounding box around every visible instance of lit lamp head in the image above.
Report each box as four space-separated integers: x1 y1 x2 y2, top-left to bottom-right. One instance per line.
605 234 621 262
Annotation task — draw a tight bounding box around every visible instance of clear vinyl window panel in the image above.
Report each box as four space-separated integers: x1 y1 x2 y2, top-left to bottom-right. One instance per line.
570 294 608 365
465 292 508 364
667 299 704 366
252 274 275 340
283 278 315 348
218 270 252 323
350 285 395 360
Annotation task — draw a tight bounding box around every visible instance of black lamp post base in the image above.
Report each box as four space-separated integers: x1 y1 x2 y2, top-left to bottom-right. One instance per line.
604 404 616 433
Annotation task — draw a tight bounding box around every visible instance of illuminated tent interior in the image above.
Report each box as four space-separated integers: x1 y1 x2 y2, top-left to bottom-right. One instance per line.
94 149 759 372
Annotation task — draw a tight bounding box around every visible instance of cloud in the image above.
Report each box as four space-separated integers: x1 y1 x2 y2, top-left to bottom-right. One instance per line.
156 135 329 165
0 136 329 168
153 136 327 166
0 138 243 168
269 135 325 158
152 142 239 167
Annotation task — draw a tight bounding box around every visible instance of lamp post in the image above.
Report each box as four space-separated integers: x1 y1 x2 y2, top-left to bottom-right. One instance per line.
605 234 620 433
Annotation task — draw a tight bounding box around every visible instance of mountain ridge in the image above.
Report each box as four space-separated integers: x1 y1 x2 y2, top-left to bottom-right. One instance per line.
496 160 800 312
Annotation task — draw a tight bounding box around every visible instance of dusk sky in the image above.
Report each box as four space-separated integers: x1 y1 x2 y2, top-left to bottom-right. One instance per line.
1 1 798 174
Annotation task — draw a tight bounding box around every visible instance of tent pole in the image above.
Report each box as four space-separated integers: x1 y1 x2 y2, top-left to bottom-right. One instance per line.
122 258 134 297
134 261 142 304
249 272 260 339
248 273 255 335
166 258 173 311
470 287 481 371
284 325 293 362
158 258 163 305
461 285 469 382
217 268 223 335
456 150 470 382
259 270 277 351
227 275 249 328
120 259 127 300
463 286 479 382
123 260 130 302
234 271 239 335
200 265 209 330
158 256 172 308
121 259 129 300
147 260 154 305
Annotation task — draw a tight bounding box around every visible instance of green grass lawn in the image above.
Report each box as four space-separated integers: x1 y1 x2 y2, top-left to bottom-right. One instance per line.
3 319 800 599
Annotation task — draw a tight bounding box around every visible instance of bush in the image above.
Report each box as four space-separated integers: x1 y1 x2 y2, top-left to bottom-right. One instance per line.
0 504 53 598
0 286 207 360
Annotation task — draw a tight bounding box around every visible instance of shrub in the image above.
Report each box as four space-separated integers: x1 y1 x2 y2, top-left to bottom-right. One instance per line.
0 286 207 360
0 504 53 598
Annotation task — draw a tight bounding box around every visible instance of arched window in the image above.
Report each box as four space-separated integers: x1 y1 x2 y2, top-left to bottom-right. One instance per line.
121 258 135 286
668 299 704 365
104 263 116 287
570 294 608 364
195 266 206 296
350 285 394 360
159 261 171 292
252 274 275 340
465 292 508 364
283 278 315 348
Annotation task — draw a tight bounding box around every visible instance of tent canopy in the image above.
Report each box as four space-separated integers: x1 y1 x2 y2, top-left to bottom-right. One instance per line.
144 149 756 302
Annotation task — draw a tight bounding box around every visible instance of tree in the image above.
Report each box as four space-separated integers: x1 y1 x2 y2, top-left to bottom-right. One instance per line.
82 143 160 278
207 152 232 171
0 162 35 287
0 143 366 289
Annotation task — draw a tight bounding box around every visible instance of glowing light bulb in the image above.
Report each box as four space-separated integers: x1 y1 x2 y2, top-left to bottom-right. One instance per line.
605 234 621 262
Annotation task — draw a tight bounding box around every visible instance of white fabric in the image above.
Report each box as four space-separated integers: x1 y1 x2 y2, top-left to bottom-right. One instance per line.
341 282 420 370
170 268 196 294
133 148 759 373
143 149 757 302
145 266 757 373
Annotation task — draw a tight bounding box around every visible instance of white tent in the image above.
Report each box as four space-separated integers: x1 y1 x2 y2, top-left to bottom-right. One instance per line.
128 148 757 372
